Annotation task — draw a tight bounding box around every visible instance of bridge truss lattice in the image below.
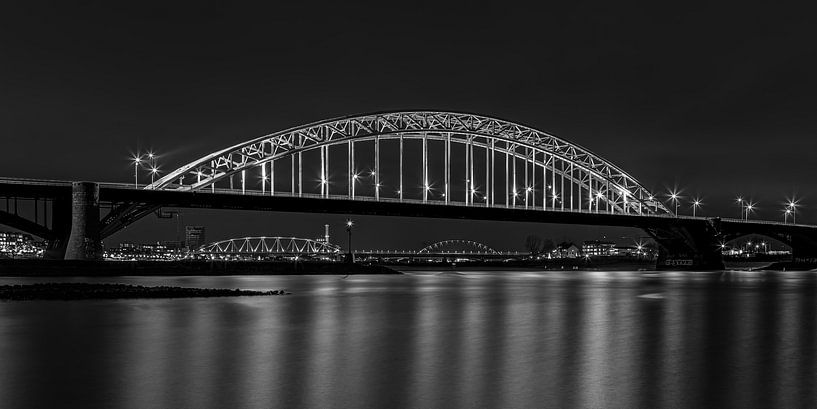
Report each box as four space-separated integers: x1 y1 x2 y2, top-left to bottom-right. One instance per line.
195 236 341 257
149 111 670 216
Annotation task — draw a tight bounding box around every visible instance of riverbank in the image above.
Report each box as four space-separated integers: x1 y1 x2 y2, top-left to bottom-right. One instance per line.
0 259 401 277
0 282 288 301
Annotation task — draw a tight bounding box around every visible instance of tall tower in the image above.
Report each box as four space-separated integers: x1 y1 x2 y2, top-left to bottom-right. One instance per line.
185 226 206 250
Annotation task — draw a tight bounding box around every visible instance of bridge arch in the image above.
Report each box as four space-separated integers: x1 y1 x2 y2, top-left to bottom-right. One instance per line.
721 233 792 252
418 239 499 254
194 236 341 257
149 111 669 215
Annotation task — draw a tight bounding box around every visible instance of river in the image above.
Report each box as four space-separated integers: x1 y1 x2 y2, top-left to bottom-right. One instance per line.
1 270 815 408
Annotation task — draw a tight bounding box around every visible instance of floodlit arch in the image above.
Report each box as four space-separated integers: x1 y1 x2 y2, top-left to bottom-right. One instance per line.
149 111 670 215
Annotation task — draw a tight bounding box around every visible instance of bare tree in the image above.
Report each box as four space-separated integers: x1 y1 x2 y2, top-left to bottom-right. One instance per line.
525 235 543 257
541 239 555 255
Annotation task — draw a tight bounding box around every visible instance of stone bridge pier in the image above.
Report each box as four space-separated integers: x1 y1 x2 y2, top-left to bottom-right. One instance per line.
63 182 103 260
645 218 725 270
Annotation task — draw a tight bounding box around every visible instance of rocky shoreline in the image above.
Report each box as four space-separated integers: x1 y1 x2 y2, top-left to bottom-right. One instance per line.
0 259 402 276
0 283 289 301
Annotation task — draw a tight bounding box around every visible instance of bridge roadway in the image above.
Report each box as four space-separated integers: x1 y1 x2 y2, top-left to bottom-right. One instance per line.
1 178 816 268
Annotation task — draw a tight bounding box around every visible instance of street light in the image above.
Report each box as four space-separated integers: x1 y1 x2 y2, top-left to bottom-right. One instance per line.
736 197 744 219
787 199 798 224
345 219 354 263
132 155 143 188
146 152 159 184
595 191 603 213
784 208 792 224
668 190 680 217
745 202 755 220
692 198 702 217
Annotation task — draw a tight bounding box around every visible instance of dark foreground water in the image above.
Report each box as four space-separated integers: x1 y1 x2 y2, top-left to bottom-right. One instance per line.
1 270 816 409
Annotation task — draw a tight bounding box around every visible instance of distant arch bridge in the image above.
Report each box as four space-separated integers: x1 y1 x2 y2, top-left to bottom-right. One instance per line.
418 239 499 255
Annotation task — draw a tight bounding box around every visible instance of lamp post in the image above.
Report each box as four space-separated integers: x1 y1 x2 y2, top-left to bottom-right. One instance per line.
692 198 702 217
745 203 755 220
784 208 792 224
525 186 532 208
669 191 680 217
787 200 798 224
133 155 143 188
736 197 744 220
345 219 354 263
147 152 158 184
595 191 603 213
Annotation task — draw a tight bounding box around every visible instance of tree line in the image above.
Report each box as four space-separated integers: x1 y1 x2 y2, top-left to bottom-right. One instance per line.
524 235 556 257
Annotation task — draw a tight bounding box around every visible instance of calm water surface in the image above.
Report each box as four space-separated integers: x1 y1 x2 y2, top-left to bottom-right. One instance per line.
1 270 816 409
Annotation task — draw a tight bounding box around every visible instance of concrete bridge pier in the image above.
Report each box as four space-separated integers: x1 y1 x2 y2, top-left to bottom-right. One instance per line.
64 182 103 260
788 234 817 265
647 219 725 270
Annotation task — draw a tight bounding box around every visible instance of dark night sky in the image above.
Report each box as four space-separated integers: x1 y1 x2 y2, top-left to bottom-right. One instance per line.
1 3 815 250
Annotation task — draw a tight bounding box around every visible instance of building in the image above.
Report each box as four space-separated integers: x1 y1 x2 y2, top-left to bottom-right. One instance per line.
161 240 185 251
0 231 45 258
316 224 330 244
582 240 615 256
611 245 638 256
105 242 184 260
185 226 206 250
552 242 581 258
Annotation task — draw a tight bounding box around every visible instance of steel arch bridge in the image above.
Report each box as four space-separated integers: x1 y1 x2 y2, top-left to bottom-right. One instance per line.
147 111 670 216
418 239 499 254
194 236 341 257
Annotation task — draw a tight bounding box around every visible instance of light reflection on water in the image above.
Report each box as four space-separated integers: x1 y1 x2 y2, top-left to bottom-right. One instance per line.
0 270 815 409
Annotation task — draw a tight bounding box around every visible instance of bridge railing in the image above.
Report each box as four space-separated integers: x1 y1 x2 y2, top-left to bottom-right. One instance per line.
0 177 74 187
719 217 817 229
154 186 694 219
3 178 812 228
118 184 812 227
145 186 813 227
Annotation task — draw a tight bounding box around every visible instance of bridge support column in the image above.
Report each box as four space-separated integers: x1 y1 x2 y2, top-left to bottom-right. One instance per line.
788 235 817 266
64 182 102 260
648 220 724 270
